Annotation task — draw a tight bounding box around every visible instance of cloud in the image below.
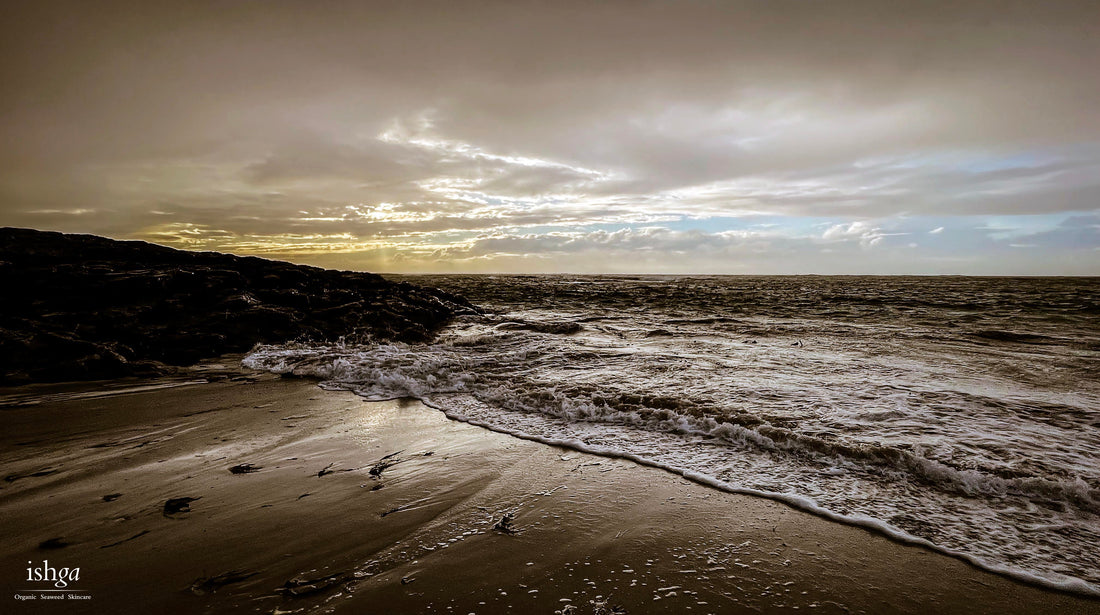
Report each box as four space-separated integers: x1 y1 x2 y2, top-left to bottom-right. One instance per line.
821 221 909 248
0 1 1098 273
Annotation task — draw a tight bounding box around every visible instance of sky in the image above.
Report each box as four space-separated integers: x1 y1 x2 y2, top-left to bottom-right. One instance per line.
1 1 1098 274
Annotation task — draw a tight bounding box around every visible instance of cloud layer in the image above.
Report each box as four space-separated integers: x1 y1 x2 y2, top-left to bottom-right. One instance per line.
1 1 1097 273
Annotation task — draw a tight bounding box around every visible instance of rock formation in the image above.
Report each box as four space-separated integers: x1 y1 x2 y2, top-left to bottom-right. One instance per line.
0 227 475 384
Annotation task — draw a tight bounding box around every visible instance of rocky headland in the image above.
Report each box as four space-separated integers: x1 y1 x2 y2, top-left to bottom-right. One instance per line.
0 227 475 384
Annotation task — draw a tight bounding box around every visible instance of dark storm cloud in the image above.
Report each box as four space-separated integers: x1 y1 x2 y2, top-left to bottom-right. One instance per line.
1 1 1097 272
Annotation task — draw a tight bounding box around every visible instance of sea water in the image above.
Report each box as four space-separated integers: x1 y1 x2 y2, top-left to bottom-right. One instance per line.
243 275 1099 594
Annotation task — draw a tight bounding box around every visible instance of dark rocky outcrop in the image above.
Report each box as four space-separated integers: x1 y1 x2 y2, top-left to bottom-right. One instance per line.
0 227 475 384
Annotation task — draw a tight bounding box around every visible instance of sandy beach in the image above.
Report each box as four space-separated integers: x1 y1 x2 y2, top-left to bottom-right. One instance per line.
1 365 1096 614
4 0 1100 610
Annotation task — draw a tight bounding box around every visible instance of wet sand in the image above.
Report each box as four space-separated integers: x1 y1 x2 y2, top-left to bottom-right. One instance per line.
0 372 1096 614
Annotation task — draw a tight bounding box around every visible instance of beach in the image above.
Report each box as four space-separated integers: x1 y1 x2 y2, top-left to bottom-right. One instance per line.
1 364 1096 614
4 0 1099 610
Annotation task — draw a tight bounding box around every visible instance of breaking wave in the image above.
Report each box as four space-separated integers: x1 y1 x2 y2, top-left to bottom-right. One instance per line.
245 275 1100 595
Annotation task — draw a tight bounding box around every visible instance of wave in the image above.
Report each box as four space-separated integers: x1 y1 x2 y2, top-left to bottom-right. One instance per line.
971 329 1063 345
243 328 1100 596
493 320 583 335
424 398 1100 598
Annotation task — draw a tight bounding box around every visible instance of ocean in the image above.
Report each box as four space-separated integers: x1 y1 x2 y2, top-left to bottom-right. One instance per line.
242 275 1100 595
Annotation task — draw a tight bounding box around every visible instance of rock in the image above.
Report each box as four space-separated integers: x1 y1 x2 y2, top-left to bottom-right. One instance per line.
163 497 201 516
0 227 477 384
492 512 518 534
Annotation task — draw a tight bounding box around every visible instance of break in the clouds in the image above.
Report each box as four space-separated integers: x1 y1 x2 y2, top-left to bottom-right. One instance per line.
1 1 1098 274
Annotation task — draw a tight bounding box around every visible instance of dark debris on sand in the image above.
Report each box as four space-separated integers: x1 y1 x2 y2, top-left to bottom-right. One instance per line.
38 537 72 549
368 450 406 478
276 572 352 597
590 598 628 615
317 462 360 477
100 530 150 549
492 512 518 534
229 463 262 474
163 497 201 516
4 468 59 483
380 505 410 518
558 600 628 615
189 570 258 595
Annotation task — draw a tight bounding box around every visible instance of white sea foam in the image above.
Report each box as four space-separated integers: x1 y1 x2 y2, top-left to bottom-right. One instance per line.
243 276 1100 595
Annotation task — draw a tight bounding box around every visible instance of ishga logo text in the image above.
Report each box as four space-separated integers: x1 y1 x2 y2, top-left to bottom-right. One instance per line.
28 560 79 588
13 560 91 602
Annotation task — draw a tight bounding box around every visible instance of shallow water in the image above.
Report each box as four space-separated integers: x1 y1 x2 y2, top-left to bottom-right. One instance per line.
244 275 1100 594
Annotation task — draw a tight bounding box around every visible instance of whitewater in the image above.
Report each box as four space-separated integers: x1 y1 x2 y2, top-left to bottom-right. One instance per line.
243 275 1100 595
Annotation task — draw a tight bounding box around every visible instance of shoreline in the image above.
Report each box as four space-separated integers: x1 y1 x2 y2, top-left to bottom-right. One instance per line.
1 373 1097 613
424 399 1098 598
